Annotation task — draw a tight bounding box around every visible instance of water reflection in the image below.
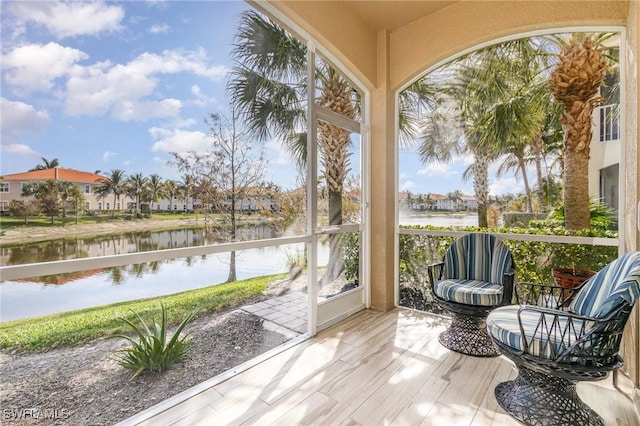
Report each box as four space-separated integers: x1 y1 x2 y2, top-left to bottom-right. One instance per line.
1 243 322 322
0 225 278 266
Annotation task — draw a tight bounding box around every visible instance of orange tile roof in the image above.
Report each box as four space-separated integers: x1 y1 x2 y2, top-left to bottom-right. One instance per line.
2 168 106 184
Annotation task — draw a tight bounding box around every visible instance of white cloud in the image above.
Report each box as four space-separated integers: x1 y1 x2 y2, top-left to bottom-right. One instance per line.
400 180 416 191
0 98 50 143
1 143 40 159
149 127 210 153
2 42 88 93
266 140 292 165
6 1 124 39
417 162 455 176
490 177 524 196
64 49 228 120
102 151 117 162
112 99 183 121
149 23 170 34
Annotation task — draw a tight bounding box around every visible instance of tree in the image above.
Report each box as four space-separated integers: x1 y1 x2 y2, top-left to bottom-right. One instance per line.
147 174 166 214
94 169 126 218
171 109 266 282
163 180 179 213
548 33 610 230
8 199 40 224
22 180 60 224
126 173 149 215
229 10 438 284
67 184 86 224
29 157 59 171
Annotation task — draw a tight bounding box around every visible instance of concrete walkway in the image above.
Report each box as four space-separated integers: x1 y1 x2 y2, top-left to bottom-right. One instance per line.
241 291 307 334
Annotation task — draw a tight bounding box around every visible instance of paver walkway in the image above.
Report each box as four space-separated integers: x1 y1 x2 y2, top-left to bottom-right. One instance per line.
241 291 307 334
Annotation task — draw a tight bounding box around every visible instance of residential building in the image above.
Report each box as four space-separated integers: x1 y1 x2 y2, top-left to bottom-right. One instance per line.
0 168 107 212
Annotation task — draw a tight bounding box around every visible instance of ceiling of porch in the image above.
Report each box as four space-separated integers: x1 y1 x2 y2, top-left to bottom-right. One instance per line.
342 1 458 30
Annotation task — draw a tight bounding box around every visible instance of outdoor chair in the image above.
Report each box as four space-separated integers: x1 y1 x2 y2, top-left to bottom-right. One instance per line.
487 251 640 426
428 233 515 357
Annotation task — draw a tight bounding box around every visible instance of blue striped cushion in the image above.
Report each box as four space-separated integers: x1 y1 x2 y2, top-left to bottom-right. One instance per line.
569 252 640 318
434 279 503 306
443 233 513 284
487 305 587 358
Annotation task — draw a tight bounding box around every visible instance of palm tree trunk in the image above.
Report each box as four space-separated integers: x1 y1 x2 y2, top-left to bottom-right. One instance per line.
472 152 489 228
564 150 591 229
517 155 533 213
320 189 344 286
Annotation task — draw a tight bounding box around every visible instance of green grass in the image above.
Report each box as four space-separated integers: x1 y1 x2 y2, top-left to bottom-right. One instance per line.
0 274 285 352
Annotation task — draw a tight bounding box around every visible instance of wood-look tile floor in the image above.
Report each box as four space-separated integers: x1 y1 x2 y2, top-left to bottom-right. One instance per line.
135 309 639 426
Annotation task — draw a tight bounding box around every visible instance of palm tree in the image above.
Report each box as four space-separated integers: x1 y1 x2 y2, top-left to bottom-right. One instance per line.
94 169 126 218
163 179 179 212
126 173 149 215
29 157 59 171
147 174 166 214
180 174 195 213
229 10 438 283
548 33 610 230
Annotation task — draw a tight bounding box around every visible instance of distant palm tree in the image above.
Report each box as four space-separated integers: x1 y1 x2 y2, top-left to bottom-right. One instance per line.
126 173 149 215
163 180 179 212
30 157 59 171
147 174 166 214
94 169 126 218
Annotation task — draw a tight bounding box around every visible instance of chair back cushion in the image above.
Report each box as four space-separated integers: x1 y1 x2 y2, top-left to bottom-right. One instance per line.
443 233 513 284
568 252 640 318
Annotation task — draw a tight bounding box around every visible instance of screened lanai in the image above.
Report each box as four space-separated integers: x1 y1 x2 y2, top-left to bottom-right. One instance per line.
2 1 638 424
126 1 640 423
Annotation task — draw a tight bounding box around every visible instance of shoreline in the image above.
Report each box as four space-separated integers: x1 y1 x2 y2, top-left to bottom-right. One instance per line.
0 218 208 246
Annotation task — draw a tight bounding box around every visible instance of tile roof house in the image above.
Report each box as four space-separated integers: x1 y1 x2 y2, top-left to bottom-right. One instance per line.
1 168 110 212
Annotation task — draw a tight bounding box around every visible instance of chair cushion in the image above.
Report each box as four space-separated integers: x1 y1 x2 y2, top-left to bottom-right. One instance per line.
434 278 503 306
487 305 587 359
569 252 640 319
443 233 513 284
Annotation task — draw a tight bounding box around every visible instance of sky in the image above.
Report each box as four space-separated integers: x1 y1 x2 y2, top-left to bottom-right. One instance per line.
0 0 526 196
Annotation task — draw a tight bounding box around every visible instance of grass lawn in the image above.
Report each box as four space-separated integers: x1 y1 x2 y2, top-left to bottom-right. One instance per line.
0 273 285 352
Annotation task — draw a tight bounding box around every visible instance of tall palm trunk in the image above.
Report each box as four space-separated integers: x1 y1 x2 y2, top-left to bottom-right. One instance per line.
548 34 608 230
471 150 489 228
531 136 546 212
317 71 355 285
516 155 533 212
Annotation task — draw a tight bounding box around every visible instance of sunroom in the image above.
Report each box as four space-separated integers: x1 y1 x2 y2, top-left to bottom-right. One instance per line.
1 1 638 425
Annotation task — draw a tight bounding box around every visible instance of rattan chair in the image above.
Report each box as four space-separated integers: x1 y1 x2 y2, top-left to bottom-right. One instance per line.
428 233 515 357
487 251 640 426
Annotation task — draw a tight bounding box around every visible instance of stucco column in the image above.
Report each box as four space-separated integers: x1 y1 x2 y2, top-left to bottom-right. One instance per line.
369 29 396 311
622 0 639 393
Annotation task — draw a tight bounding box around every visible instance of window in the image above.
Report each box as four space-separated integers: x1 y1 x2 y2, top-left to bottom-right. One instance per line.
0 183 8 192
0 201 7 211
85 185 91 194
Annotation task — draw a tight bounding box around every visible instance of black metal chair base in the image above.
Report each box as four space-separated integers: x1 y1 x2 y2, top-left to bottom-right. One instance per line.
438 312 499 357
495 365 604 426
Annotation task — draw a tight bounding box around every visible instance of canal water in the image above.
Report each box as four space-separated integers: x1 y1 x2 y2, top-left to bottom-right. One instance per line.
1 215 477 322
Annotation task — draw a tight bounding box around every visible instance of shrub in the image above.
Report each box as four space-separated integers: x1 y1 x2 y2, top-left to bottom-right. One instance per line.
112 303 198 380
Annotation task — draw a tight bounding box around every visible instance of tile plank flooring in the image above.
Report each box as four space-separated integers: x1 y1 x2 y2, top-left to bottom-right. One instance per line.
134 309 639 426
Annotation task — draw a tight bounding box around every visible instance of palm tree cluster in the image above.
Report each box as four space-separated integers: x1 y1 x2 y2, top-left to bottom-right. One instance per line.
408 33 615 230
94 170 185 218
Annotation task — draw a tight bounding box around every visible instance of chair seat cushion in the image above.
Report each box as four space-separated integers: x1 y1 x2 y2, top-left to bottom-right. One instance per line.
434 279 503 306
487 305 587 359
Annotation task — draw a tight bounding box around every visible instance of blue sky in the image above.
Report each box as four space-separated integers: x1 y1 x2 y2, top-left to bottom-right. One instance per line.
0 0 524 196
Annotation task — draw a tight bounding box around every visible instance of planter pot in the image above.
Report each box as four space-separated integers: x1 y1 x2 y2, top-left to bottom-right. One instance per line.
552 268 596 306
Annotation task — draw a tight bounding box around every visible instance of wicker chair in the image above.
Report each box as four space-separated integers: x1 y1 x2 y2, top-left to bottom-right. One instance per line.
428 233 515 357
487 251 640 426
